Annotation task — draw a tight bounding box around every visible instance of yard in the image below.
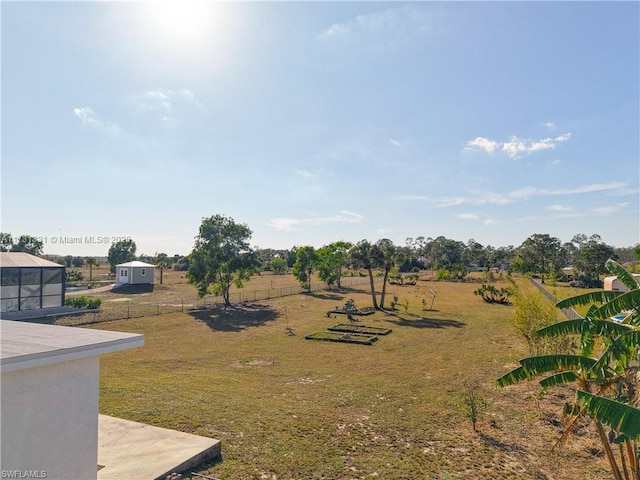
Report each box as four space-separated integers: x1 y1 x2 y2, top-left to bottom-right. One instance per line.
93 275 611 479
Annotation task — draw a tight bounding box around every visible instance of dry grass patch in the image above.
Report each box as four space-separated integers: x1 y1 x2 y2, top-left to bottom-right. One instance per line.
95 279 611 479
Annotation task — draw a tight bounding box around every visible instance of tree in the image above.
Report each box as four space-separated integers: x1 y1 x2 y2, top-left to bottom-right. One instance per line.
71 256 85 268
511 233 567 283
186 214 260 306
423 236 465 270
496 259 640 479
486 245 515 271
107 239 137 274
292 246 317 292
152 252 170 285
270 257 288 275
573 238 616 287
463 239 487 268
349 240 381 310
0 232 14 252
376 239 401 309
85 257 98 280
11 235 44 256
64 255 73 267
316 241 352 289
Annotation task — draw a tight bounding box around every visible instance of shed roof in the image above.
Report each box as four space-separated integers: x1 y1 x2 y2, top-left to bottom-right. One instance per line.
0 320 143 374
0 252 63 268
116 261 155 268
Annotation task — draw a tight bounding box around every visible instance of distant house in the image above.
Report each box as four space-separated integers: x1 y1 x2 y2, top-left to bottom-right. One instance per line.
115 261 155 285
0 252 65 313
604 274 640 293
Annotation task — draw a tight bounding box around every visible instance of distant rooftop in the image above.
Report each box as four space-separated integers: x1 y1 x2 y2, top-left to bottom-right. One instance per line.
116 261 155 268
0 252 63 268
0 320 144 374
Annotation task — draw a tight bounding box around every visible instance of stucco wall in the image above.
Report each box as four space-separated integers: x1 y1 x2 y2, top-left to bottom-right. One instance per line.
1 356 100 480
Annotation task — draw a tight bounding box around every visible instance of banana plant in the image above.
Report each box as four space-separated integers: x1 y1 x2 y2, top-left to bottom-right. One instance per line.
496 259 640 480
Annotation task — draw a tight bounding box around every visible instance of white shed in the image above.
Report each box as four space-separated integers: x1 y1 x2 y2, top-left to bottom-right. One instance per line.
115 261 155 285
604 274 640 293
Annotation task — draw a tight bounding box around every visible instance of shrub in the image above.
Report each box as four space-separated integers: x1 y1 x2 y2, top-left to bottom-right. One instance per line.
65 296 89 308
87 298 102 309
436 268 450 280
65 296 101 310
270 257 288 275
66 269 84 282
473 284 513 305
511 288 568 356
457 372 490 432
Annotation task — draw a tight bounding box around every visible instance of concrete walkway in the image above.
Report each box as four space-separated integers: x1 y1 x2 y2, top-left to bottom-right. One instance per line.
98 415 221 480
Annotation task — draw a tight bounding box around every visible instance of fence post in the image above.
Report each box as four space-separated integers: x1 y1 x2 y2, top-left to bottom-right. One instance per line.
157 303 160 316
181 299 184 312
127 305 130 319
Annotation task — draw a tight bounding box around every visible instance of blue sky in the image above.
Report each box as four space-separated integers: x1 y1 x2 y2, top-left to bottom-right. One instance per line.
2 2 639 256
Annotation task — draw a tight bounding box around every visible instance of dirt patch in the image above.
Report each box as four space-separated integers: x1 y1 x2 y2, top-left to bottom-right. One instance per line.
229 359 275 368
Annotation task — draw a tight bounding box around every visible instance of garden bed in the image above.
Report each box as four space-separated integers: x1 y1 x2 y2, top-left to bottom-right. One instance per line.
327 306 375 316
327 324 392 335
305 331 378 345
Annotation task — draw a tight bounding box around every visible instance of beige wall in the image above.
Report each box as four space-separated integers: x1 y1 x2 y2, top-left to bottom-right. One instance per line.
117 266 154 284
1 357 100 480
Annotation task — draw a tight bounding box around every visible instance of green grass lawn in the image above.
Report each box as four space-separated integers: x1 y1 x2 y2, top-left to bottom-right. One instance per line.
94 278 611 480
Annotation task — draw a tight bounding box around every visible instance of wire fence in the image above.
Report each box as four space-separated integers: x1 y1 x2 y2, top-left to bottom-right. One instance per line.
49 275 377 327
529 277 582 320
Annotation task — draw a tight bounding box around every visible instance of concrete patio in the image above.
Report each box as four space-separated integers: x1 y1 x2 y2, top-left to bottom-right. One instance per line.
98 415 221 480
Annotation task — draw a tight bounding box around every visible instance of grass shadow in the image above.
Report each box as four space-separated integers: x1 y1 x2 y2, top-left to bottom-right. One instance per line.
477 431 532 457
188 303 279 332
111 283 155 294
385 311 465 329
306 292 344 301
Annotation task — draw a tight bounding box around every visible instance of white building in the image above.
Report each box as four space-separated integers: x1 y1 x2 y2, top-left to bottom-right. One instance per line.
116 261 155 285
0 320 143 480
604 274 640 293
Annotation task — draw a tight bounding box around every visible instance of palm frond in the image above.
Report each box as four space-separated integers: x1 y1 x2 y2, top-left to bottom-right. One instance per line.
540 371 579 388
576 390 640 439
519 354 597 374
536 318 632 338
591 330 640 374
605 259 640 291
495 366 530 388
556 290 620 309
592 290 640 320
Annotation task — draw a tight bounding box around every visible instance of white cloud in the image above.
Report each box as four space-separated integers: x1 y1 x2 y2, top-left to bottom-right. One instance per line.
542 122 556 129
464 133 571 158
465 137 499 154
267 211 365 231
399 181 628 208
543 181 626 196
73 107 99 126
594 202 630 216
456 213 479 220
73 107 121 136
318 5 440 44
389 138 401 147
266 218 300 232
133 88 206 122
483 219 501 226
437 197 465 207
548 204 572 212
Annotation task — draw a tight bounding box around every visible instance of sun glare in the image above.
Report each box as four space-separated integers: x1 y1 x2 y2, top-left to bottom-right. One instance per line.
146 1 216 45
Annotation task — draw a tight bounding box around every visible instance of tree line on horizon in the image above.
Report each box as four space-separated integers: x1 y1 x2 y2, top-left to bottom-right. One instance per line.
2 227 639 291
